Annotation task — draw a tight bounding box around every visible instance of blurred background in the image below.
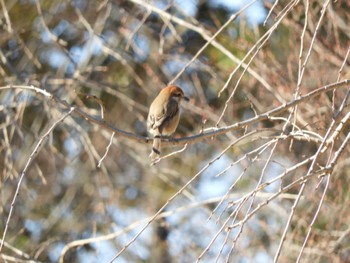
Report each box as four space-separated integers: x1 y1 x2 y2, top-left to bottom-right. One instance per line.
1 0 350 262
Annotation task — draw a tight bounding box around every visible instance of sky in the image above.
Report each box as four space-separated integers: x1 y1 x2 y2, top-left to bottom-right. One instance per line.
176 0 267 25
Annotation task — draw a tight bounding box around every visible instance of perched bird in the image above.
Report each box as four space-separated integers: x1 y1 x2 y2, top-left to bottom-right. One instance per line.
147 85 189 160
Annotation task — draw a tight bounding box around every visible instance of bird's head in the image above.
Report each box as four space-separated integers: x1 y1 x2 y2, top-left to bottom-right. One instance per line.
166 85 189 102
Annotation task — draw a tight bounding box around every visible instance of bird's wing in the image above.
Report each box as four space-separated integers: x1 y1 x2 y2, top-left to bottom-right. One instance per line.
148 99 178 131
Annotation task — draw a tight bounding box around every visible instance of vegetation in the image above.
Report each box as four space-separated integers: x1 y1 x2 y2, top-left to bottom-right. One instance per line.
1 0 349 262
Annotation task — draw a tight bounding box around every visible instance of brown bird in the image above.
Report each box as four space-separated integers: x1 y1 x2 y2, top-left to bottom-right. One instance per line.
147 85 189 160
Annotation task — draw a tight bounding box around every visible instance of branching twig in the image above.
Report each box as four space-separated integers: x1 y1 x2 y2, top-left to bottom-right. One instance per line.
1 80 349 148
0 107 75 252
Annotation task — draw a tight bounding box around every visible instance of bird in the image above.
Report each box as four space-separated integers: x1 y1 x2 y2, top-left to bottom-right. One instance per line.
147 85 189 160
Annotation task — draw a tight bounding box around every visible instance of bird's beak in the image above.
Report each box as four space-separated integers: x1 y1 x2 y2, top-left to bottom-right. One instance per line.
183 96 189 102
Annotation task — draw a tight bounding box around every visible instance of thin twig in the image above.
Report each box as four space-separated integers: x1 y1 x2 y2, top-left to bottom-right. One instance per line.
1 80 349 148
127 0 274 94
97 132 115 168
0 107 74 252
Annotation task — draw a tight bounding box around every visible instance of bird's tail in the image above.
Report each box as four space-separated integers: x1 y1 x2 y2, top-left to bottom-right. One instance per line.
149 136 161 160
